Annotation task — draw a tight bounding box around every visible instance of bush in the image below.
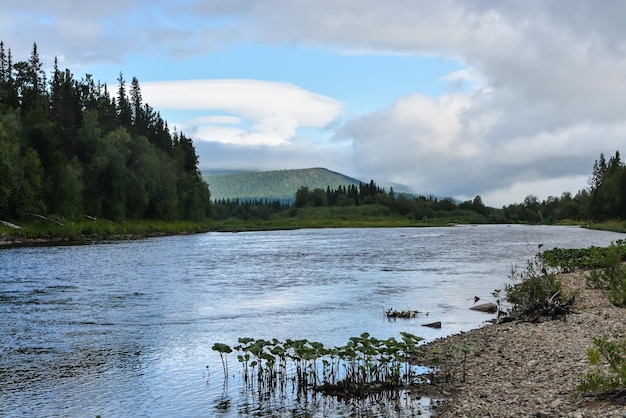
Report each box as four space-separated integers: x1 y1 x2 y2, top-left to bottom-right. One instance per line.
501 251 573 320
578 336 626 394
585 242 626 307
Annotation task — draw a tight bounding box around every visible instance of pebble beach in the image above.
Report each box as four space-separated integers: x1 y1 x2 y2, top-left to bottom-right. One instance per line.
422 272 626 417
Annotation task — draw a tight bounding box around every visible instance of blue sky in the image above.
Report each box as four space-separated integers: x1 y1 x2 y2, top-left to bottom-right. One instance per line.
3 1 626 207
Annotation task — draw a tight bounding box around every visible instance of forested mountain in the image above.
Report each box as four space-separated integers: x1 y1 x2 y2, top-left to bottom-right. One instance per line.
209 153 624 226
204 168 363 202
0 42 211 222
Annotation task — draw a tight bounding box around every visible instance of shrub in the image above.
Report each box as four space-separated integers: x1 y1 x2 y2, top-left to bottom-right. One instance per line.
585 242 626 307
502 251 572 320
578 336 626 394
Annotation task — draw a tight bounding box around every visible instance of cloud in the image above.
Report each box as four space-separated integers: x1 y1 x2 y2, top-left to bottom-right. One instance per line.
6 1 626 204
339 86 626 205
140 79 344 146
167 3 626 203
193 138 354 173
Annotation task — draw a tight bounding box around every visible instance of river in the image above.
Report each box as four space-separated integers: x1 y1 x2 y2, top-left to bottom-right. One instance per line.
0 225 622 417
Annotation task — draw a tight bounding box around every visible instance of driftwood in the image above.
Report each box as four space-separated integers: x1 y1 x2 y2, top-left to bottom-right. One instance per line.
499 293 575 324
0 220 21 230
25 213 63 226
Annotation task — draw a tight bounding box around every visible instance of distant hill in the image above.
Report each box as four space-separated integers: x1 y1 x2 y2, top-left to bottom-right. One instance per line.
203 168 364 202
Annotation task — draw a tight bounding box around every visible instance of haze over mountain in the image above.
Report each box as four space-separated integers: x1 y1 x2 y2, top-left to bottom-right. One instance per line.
204 167 416 202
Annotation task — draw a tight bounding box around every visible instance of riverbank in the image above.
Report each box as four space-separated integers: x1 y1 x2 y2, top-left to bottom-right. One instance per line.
421 271 626 417
0 218 217 248
2 212 622 248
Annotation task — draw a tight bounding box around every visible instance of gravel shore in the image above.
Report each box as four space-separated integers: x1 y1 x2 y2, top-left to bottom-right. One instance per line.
421 271 626 418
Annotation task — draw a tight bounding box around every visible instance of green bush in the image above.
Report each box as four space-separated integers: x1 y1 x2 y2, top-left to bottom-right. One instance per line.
502 252 572 319
585 242 626 307
578 336 626 394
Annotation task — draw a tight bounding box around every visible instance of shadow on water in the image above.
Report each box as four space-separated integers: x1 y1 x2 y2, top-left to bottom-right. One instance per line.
211 378 441 417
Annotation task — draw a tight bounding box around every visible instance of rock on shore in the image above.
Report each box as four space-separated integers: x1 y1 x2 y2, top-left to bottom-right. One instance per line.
420 271 626 417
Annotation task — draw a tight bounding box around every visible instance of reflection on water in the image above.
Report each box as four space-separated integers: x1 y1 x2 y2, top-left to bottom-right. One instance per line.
0 225 622 417
213 386 439 417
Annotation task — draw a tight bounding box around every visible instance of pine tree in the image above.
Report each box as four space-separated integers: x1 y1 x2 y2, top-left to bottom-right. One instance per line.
116 72 131 128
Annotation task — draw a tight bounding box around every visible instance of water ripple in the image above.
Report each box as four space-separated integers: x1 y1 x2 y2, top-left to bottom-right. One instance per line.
0 225 622 417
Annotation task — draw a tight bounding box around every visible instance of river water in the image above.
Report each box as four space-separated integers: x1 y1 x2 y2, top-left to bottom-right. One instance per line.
0 225 622 417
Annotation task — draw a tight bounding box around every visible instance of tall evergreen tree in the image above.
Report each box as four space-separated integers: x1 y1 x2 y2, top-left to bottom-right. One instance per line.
0 40 211 221
116 72 131 128
129 76 143 129
50 60 82 158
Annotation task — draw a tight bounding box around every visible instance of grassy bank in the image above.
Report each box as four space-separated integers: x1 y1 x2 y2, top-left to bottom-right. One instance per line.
0 209 444 245
2 205 608 246
0 217 216 246
210 205 463 231
584 219 626 233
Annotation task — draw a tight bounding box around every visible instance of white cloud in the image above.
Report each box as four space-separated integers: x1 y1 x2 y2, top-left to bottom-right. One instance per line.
187 125 288 147
6 1 626 204
340 86 626 204
192 115 241 125
140 79 344 146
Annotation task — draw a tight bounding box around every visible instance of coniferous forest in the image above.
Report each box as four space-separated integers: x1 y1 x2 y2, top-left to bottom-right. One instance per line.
0 42 211 222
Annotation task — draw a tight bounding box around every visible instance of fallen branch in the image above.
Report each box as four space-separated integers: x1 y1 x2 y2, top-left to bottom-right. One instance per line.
25 213 64 226
0 220 21 230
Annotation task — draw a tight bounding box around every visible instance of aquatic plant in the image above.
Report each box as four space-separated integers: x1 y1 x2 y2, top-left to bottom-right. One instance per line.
542 239 626 272
211 332 430 398
211 342 232 378
458 341 477 383
419 340 477 384
385 308 421 319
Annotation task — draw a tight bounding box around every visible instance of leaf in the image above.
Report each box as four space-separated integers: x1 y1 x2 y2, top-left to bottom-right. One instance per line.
211 343 232 354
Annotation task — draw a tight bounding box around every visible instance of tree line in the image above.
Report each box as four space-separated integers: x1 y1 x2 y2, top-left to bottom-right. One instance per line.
0 42 211 222
212 180 506 223
213 156 623 225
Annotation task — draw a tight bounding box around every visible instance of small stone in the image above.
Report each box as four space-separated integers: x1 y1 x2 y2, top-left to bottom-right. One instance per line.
549 398 562 408
470 302 498 313
527 359 539 367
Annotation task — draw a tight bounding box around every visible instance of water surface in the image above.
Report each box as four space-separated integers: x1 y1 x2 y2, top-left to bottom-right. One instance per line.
0 225 621 416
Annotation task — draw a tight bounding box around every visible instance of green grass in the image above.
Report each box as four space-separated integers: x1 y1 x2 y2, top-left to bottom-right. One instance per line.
584 220 626 233
211 205 464 231
0 218 216 245
0 204 512 244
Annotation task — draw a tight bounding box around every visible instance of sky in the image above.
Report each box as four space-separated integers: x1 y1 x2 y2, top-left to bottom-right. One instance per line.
2 1 626 207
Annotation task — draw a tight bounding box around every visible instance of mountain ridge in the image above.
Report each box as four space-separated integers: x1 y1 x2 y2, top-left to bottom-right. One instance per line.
203 168 366 202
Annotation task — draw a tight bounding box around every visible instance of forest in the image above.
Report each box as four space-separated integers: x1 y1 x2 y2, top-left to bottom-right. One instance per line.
212 153 626 227
0 42 211 223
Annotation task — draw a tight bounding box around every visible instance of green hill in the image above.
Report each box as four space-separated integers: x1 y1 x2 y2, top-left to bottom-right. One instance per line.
203 168 364 202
